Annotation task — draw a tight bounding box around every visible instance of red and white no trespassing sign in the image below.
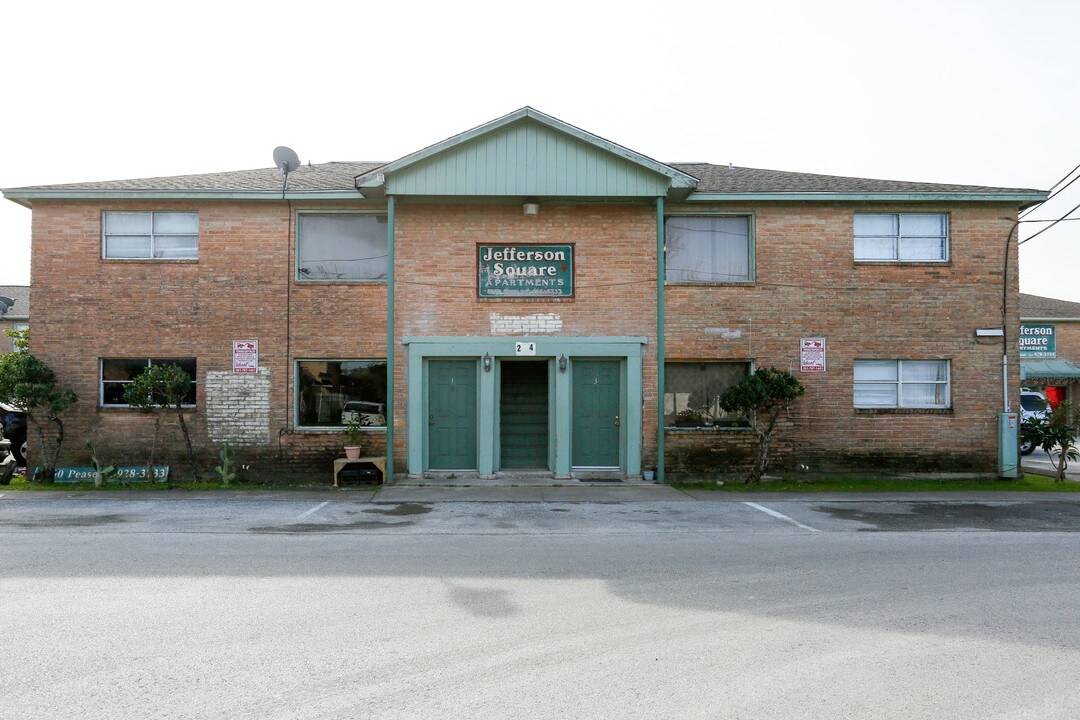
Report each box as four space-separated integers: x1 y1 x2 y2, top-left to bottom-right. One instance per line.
800 338 826 373
232 340 259 373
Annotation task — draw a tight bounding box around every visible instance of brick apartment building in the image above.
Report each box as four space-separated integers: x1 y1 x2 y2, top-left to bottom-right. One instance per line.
2 108 1046 481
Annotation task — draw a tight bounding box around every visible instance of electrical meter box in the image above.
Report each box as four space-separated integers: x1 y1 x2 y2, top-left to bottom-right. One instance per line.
998 412 1019 478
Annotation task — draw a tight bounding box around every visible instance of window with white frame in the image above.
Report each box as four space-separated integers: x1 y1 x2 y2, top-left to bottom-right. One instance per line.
663 361 751 428
297 214 388 281
853 360 950 408
296 360 387 428
854 213 948 261
665 215 753 282
103 212 198 259
100 358 197 406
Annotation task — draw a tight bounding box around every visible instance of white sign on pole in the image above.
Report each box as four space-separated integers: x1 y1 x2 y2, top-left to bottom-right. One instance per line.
515 341 536 356
232 340 259 373
800 337 826 373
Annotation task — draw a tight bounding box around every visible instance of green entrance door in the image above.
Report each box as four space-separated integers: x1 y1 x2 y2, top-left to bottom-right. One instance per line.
571 359 620 469
427 359 478 470
500 361 550 469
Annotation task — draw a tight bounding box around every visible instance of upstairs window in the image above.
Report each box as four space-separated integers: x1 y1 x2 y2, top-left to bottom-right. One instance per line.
103 212 198 259
854 213 948 261
854 359 950 408
297 214 388 281
665 215 753 283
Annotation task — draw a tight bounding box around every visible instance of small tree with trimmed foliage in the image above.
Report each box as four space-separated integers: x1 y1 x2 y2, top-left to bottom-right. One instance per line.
0 331 78 482
718 367 805 484
123 364 199 481
1023 401 1079 483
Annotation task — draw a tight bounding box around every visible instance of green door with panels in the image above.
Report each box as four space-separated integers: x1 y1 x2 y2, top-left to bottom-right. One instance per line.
571 359 620 469
427 359 478 470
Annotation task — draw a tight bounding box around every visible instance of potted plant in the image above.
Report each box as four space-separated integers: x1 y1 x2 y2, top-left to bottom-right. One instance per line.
674 408 706 428
344 421 363 460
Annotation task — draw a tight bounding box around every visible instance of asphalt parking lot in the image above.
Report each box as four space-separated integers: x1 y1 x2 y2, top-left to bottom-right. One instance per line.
3 491 1079 719
2 490 1080 535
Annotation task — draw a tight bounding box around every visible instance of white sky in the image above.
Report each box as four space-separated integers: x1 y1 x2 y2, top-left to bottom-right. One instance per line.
2 0 1077 302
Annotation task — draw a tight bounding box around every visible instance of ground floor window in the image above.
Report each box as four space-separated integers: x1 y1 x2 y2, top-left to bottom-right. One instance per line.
854 359 950 408
664 361 751 428
100 358 197 406
296 360 387 428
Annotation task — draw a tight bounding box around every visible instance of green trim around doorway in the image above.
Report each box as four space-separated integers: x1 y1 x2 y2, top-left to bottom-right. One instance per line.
401 336 647 478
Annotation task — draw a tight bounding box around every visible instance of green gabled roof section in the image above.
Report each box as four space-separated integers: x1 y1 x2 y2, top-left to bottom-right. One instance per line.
355 107 699 200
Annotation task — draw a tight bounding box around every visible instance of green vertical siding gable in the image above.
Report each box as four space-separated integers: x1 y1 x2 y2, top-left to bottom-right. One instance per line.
386 120 672 197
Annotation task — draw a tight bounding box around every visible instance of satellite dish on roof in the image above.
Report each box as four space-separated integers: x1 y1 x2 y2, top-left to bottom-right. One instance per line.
273 146 301 193
0 297 14 317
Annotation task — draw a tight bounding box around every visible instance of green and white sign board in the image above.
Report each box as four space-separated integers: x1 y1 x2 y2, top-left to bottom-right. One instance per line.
477 244 574 298
1019 324 1056 359
41 466 171 483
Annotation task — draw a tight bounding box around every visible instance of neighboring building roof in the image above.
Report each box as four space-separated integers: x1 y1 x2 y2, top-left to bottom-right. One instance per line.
0 285 29 321
1 108 1046 205
1020 360 1080 381
1020 293 1080 320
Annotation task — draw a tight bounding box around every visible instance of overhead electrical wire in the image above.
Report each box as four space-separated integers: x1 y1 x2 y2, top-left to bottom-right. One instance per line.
1018 197 1080 245
1019 160 1080 218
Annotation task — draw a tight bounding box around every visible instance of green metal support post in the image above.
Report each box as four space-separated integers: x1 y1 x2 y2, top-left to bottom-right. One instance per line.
385 195 395 483
656 196 665 484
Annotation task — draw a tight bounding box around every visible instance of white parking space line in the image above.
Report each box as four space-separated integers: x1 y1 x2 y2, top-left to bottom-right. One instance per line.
743 502 819 532
291 501 329 522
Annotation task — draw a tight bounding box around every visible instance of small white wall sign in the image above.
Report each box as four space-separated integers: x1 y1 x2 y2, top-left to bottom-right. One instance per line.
800 337 826 372
232 340 259 373
515 341 536 356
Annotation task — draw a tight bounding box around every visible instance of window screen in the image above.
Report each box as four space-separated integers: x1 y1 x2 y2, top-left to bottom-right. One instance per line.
297 215 388 280
664 362 751 427
665 216 752 282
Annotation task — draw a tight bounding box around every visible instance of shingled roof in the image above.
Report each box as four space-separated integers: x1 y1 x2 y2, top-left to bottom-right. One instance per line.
4 162 384 193
671 163 1040 195
2 160 1042 198
1020 293 1080 319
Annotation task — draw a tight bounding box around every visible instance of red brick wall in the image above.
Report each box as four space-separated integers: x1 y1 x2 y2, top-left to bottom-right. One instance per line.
664 202 1020 473
28 198 1020 476
393 203 659 471
29 199 388 474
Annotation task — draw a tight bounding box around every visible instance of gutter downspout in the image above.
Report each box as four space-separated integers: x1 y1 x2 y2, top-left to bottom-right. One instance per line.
656 196 665 484
386 195 395 483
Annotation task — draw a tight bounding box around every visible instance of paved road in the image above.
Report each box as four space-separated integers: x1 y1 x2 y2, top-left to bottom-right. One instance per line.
2 493 1079 719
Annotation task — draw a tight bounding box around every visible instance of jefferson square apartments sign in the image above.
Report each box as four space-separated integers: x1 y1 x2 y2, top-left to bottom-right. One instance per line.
477 244 574 298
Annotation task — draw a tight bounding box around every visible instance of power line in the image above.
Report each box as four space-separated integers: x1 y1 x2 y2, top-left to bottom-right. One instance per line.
1048 161 1080 193
1019 160 1080 218
1018 197 1080 245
